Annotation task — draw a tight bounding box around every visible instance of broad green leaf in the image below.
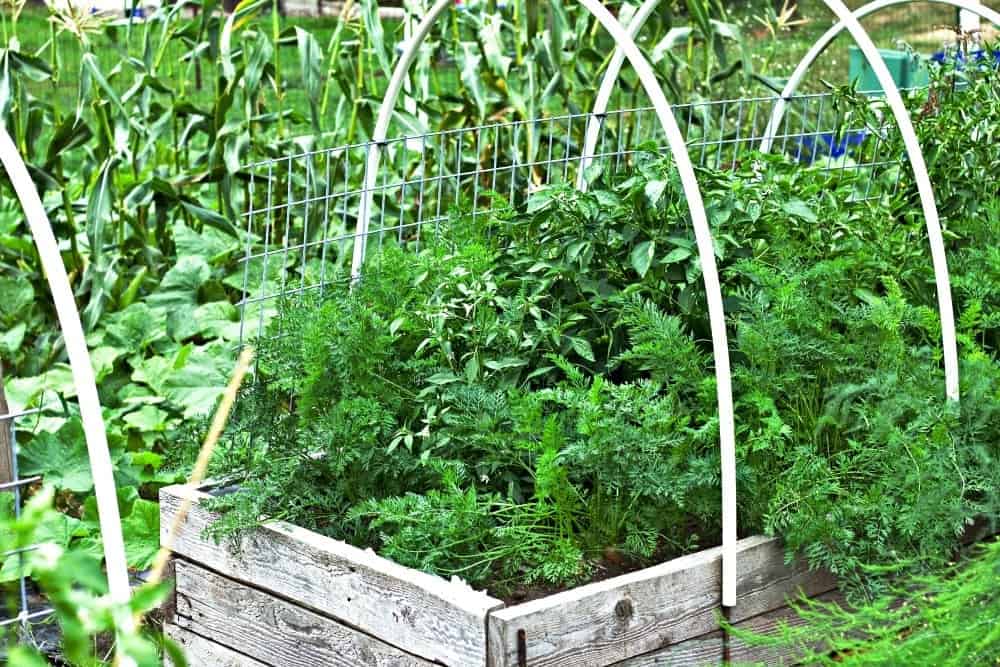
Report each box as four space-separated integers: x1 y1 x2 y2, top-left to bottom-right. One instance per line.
167 301 240 342
163 344 232 417
123 405 170 433
568 336 595 362
91 346 125 382
0 511 87 583
1 322 26 354
105 303 168 352
18 421 94 493
0 277 33 321
782 199 818 222
147 256 211 310
122 499 160 570
131 355 175 396
484 358 529 371
630 241 656 278
527 188 557 214
173 221 237 263
661 247 693 265
644 180 669 206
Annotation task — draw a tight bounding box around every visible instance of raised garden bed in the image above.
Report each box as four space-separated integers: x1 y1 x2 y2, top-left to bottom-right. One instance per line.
161 483 838 667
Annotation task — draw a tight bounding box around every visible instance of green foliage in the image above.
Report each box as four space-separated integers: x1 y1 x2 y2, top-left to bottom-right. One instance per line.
204 71 1000 599
0 488 178 666
729 537 1000 665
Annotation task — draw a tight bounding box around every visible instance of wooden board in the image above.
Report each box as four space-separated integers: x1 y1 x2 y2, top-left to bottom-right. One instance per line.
616 590 844 666
729 591 844 665
165 624 270 667
160 484 504 667
614 631 723 666
487 535 836 667
173 559 438 667
0 363 13 486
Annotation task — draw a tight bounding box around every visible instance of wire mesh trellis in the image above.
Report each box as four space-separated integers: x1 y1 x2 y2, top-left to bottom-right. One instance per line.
237 90 902 340
1 405 56 656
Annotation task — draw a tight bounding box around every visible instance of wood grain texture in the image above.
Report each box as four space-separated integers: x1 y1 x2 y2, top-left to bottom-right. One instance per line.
173 559 438 667
160 484 503 667
165 624 270 667
0 363 14 486
729 590 844 665
614 631 722 666
488 535 836 667
613 591 845 667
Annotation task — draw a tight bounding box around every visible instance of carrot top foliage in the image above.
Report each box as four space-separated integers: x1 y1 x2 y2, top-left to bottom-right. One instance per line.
198 66 1000 600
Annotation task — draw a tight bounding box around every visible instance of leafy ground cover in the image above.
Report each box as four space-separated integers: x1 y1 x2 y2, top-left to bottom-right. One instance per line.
2 0 999 660
198 64 1000 602
0 0 807 585
731 536 1000 665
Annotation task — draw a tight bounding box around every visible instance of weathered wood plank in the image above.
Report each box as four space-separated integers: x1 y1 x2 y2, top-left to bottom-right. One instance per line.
160 484 503 667
173 559 439 667
165 624 270 667
0 362 14 486
614 631 723 666
615 590 845 667
729 590 844 665
488 535 836 667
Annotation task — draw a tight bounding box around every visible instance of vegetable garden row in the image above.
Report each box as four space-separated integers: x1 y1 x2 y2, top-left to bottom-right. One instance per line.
167 56 1000 665
2 0 1000 664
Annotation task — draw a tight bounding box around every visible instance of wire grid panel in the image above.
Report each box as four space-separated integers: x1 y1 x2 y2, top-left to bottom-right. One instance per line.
1 406 55 655
238 92 901 342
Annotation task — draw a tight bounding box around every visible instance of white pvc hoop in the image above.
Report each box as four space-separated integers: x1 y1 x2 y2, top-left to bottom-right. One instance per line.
578 0 664 191
0 130 132 608
756 0 986 403
760 0 1000 156
581 0 962 404
350 0 740 607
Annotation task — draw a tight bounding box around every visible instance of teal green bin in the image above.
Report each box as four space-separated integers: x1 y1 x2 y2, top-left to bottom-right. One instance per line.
848 46 930 94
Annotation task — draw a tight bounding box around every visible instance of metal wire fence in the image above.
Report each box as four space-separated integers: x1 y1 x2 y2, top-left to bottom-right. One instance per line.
1 406 55 658
237 91 903 342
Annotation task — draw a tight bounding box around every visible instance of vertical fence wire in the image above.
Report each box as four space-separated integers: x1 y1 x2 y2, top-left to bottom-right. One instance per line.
1 406 55 655
236 92 904 342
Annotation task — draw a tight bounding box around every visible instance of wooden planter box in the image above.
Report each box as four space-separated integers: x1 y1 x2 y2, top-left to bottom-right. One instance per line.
161 483 839 667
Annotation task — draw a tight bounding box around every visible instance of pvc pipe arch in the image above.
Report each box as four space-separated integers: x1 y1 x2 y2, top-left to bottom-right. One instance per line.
760 0 1000 154
758 0 992 403
582 0 962 404
350 0 740 607
577 0 665 191
0 130 132 609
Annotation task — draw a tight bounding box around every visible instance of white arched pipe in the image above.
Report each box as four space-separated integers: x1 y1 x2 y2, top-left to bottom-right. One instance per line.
350 0 740 607
761 0 1000 155
577 0 663 191
586 0 978 404
759 0 1000 402
0 131 132 609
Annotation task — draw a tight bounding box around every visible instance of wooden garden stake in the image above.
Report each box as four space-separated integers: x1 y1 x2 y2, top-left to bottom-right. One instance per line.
0 361 12 486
